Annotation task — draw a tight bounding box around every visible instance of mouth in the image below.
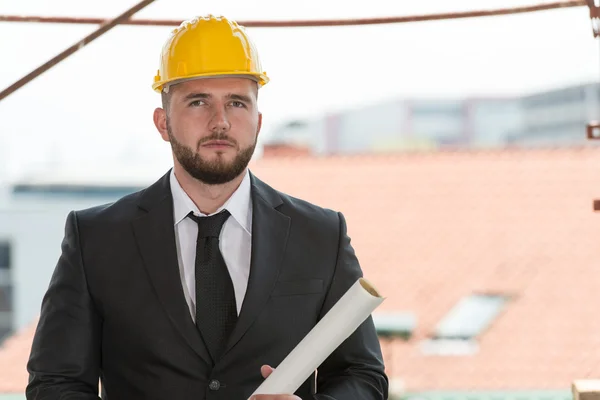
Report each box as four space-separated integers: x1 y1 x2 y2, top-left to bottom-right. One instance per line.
201 140 234 149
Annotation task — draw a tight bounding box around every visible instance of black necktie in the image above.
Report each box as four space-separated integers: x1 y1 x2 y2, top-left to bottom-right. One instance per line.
188 210 238 363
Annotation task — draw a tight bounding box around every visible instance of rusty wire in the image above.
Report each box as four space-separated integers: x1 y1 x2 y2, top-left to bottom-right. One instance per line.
0 0 588 28
0 0 156 102
586 0 600 36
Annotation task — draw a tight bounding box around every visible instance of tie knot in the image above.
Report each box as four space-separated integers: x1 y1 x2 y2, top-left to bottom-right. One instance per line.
188 210 231 238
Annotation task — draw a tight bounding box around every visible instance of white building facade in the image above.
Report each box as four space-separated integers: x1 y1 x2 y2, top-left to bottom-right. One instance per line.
267 82 600 154
0 182 147 343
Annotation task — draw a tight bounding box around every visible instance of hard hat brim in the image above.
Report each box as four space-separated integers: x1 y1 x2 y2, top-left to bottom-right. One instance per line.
153 71 269 93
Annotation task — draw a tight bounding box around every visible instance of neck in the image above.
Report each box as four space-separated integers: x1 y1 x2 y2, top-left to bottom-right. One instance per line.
173 164 246 215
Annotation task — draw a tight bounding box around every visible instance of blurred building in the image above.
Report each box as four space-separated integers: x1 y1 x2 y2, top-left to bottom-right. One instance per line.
266 82 600 154
0 177 148 344
508 82 600 146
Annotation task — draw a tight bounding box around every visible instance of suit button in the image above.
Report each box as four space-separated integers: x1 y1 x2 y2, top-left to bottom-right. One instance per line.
209 379 221 391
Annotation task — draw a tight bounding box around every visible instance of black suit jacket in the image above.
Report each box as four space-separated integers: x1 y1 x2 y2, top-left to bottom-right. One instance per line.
26 170 388 400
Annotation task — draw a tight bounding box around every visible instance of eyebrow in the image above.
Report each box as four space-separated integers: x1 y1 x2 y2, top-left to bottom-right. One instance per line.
183 92 253 104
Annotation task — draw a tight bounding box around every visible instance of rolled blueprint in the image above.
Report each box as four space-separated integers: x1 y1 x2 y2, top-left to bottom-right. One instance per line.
250 278 385 397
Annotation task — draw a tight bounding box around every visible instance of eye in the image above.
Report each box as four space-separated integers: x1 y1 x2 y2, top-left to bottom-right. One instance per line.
189 100 206 107
230 101 246 108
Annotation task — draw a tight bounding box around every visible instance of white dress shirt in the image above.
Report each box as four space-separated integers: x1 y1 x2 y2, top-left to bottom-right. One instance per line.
170 168 252 322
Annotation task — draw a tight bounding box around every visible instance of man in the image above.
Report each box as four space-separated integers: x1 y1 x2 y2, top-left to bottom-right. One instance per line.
26 14 388 400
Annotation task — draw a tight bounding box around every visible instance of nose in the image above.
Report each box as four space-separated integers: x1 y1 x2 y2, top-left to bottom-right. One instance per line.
210 106 231 134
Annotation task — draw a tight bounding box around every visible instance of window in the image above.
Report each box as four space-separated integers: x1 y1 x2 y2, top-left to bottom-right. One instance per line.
0 311 12 333
0 327 10 344
525 120 585 135
0 241 10 270
522 87 585 108
433 293 509 340
0 286 12 313
0 242 14 345
373 312 416 340
420 293 509 356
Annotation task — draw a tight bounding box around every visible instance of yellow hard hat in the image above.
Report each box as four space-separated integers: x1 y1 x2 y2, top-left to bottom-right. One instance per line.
152 15 269 93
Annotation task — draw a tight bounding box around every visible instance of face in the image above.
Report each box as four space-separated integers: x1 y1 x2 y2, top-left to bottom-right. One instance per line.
153 77 262 185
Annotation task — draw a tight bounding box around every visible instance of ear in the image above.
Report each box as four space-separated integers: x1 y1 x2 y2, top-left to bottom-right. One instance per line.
153 107 170 142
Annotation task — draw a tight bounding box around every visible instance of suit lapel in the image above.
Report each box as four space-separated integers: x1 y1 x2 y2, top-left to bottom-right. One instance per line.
223 173 291 355
131 171 213 365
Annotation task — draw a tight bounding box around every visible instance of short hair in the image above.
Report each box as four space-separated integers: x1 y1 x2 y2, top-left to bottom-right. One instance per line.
161 89 171 113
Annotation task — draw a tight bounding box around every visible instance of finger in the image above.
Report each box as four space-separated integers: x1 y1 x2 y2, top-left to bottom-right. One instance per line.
260 364 275 378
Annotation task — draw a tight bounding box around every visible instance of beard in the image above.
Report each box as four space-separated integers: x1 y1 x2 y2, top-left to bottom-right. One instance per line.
167 118 257 185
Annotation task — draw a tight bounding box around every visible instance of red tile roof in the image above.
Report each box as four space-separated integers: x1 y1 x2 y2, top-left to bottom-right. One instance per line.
0 322 36 392
2 146 600 393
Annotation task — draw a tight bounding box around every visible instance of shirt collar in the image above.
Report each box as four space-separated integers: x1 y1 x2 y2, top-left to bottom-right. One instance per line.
170 168 252 235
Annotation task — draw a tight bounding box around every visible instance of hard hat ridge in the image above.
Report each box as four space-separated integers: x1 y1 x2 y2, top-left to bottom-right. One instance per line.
152 14 269 93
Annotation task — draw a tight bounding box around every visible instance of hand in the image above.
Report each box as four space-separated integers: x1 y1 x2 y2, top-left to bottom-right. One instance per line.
249 365 302 400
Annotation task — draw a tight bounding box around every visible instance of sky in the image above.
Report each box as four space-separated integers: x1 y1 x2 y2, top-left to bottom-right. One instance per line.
0 0 598 182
